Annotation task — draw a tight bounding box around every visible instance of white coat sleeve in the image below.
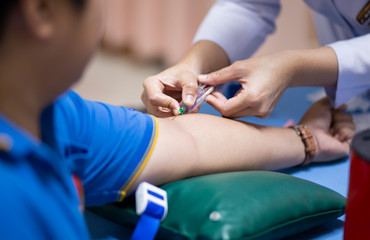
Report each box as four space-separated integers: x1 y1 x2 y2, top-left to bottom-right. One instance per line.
326 33 370 108
193 0 281 63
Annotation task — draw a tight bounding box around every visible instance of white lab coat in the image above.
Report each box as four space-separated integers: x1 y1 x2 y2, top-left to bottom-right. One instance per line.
193 0 370 108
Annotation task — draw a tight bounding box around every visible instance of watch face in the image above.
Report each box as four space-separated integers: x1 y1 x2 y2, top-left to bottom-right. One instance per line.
357 1 370 25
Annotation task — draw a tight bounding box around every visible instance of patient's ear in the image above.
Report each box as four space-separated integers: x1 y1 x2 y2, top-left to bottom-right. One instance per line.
20 0 54 40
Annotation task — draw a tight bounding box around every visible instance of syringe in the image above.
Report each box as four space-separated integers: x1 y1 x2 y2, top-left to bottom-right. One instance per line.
178 84 215 114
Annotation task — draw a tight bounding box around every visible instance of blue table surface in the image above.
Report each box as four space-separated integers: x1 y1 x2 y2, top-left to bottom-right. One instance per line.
86 87 369 240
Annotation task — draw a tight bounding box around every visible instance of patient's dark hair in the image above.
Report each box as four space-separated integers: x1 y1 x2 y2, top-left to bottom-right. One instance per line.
0 0 86 40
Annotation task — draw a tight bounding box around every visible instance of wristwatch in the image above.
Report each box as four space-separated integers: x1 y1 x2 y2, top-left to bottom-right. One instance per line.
289 125 316 166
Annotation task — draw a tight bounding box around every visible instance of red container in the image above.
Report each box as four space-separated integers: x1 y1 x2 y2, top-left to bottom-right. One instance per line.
344 129 370 239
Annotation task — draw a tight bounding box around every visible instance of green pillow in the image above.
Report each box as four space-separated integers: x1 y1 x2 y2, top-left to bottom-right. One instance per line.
89 171 345 240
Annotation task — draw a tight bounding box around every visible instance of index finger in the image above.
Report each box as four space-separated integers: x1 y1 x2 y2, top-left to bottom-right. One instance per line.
206 89 249 117
198 64 241 86
143 77 180 112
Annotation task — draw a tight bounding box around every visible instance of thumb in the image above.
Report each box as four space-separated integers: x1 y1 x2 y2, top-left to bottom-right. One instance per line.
181 77 198 107
198 65 239 85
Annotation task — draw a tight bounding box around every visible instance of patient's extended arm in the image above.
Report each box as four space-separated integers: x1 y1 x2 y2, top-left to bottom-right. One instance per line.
134 98 354 190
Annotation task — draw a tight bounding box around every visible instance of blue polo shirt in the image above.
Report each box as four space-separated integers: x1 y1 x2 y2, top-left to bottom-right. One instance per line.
0 91 158 239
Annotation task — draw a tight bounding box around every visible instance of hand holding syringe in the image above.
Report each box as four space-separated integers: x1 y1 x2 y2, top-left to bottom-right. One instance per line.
178 84 215 114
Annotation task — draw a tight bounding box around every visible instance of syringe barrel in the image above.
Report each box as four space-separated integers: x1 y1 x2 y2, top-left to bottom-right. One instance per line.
179 84 214 114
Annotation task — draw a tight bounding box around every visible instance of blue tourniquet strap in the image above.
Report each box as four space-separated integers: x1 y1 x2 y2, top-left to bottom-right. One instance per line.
130 214 161 240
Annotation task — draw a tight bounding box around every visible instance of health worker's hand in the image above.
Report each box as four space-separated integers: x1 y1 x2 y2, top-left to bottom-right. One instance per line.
141 63 200 117
141 40 230 117
198 51 294 118
298 98 355 164
198 47 338 118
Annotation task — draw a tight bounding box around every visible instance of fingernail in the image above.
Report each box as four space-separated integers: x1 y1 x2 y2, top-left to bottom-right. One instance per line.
185 95 195 105
336 133 346 141
339 134 349 142
337 104 347 111
198 74 207 81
